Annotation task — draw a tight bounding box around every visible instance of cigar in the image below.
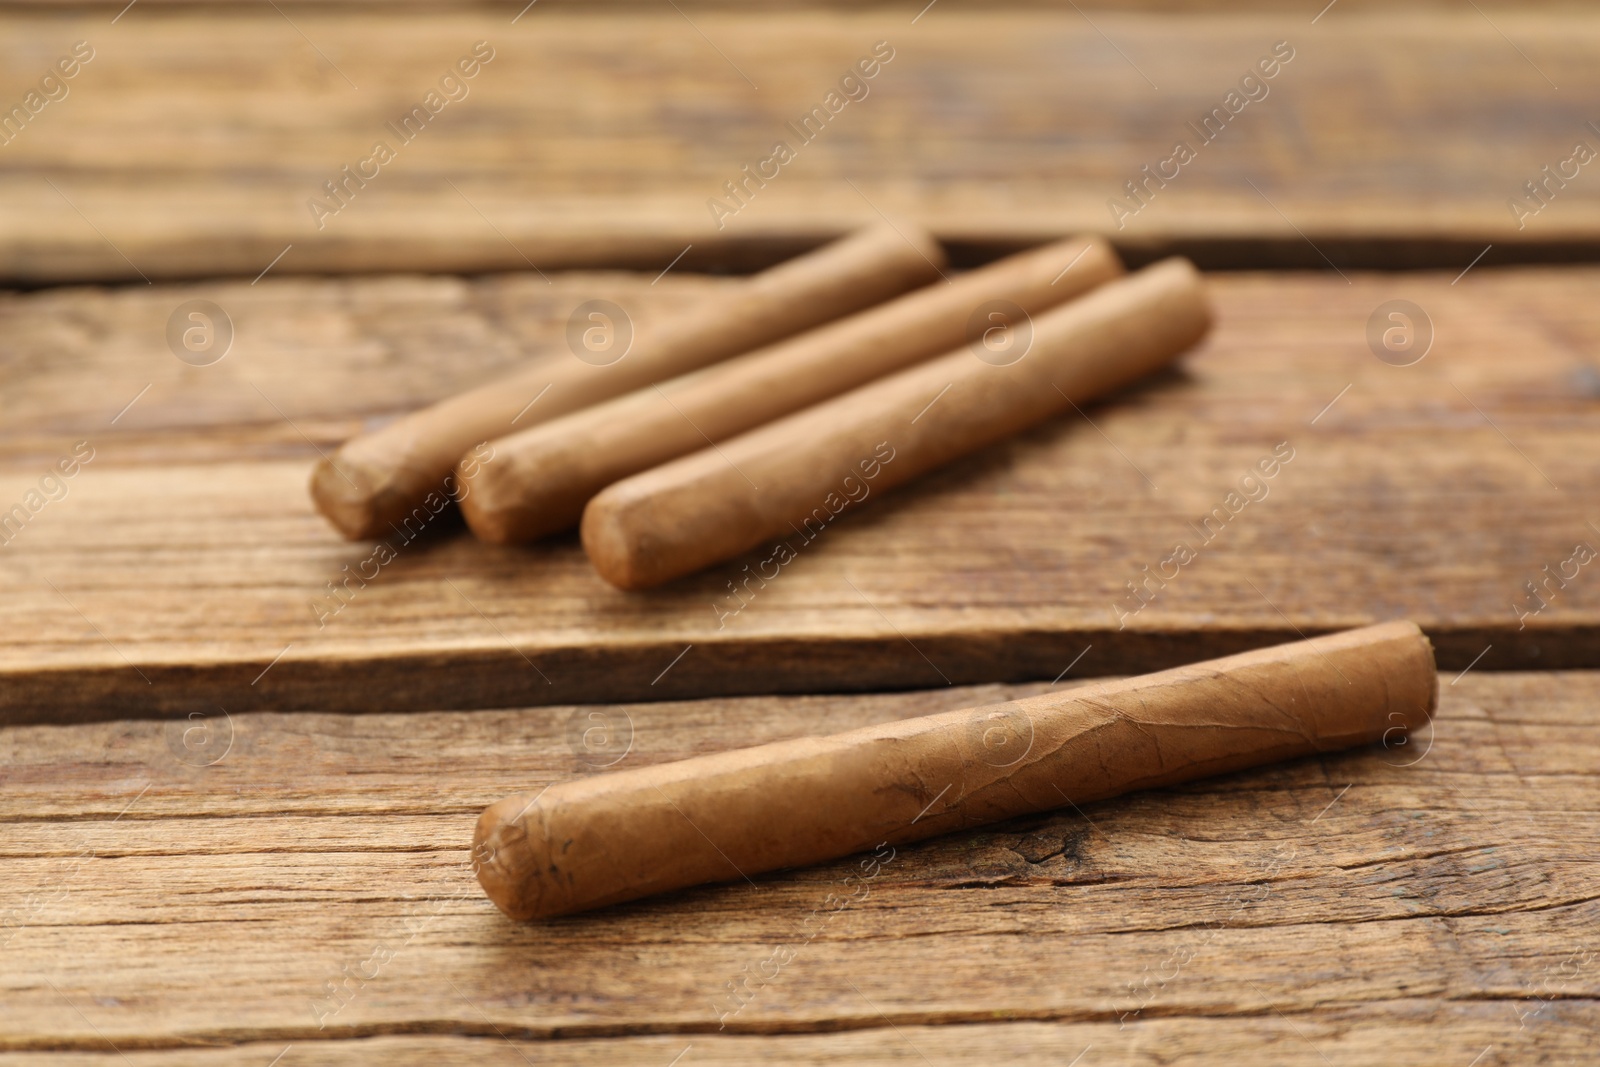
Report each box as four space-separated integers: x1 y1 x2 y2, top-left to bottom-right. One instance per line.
457 237 1125 544
309 224 945 540
474 621 1437 920
582 256 1211 590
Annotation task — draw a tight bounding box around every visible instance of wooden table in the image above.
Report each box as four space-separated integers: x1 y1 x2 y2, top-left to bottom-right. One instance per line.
3 3 1597 1064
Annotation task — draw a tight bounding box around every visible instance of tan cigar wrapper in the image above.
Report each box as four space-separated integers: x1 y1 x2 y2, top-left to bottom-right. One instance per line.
458 236 1124 543
310 224 944 540
582 256 1211 590
475 621 1437 920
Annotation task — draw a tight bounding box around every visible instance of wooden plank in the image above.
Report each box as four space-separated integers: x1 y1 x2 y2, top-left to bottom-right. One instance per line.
1 671 1596 1061
11 1 1589 8
4 266 1600 719
1 8 1599 282
0 1013 1596 1067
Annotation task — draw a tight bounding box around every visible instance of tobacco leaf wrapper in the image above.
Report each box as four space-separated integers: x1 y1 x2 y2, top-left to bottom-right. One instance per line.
474 621 1436 920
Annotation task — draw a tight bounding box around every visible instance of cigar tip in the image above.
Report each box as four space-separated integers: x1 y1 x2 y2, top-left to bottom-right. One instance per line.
829 219 946 278
1376 618 1438 740
884 220 947 272
1152 255 1214 336
309 455 382 541
456 457 517 545
1425 638 1440 721
1321 619 1438 735
1153 254 1204 290
1401 620 1440 721
474 794 545 921
1075 235 1124 272
580 490 654 590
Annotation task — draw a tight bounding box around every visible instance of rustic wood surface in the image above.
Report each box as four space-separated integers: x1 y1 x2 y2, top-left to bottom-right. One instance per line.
4 3 1597 1061
3 266 1600 720
1 670 1596 1063
2 6 1599 282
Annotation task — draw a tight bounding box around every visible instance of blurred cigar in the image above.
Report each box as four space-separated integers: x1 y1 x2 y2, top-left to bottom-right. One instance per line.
459 236 1124 544
309 224 945 540
583 256 1210 590
474 621 1438 920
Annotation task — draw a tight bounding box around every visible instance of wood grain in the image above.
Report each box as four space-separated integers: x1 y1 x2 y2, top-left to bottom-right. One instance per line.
1 671 1595 1062
4 266 1600 720
2 8 1599 282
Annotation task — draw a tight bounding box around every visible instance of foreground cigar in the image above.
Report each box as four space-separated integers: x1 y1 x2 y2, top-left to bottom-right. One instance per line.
583 256 1210 590
310 225 944 539
458 236 1124 543
475 621 1437 920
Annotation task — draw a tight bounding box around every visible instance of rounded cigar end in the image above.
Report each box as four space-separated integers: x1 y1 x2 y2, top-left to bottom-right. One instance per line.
1155 256 1214 337
1408 620 1446 723
580 487 661 591
1074 237 1122 280
1369 619 1438 758
473 793 553 921
1320 619 1437 748
883 220 947 279
309 454 387 541
456 457 520 545
1393 618 1439 723
459 446 589 546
